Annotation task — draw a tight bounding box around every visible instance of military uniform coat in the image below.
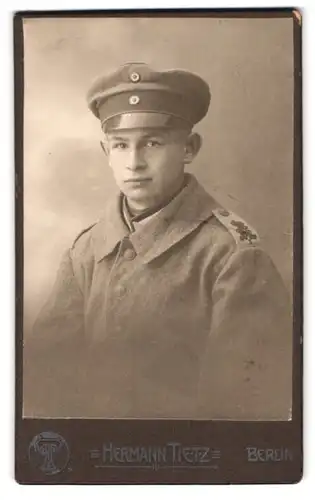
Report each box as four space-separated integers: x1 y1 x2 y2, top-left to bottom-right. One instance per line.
24 174 292 420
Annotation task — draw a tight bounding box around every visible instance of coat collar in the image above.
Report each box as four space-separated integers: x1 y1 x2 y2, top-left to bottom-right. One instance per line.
92 174 218 264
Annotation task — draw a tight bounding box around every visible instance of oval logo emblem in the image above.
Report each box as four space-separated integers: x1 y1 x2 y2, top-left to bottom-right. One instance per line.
28 432 70 475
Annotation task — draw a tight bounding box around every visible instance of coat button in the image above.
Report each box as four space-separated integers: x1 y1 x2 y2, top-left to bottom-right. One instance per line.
123 248 136 260
130 71 140 82
129 95 140 105
219 209 229 217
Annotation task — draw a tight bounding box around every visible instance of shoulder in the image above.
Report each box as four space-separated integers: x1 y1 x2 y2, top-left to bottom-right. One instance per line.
71 222 99 249
210 207 260 249
207 207 285 292
189 177 260 250
69 219 102 262
205 208 287 296
199 199 262 275
191 193 262 277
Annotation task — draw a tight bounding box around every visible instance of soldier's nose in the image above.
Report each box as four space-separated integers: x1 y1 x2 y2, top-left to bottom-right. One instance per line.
126 148 147 171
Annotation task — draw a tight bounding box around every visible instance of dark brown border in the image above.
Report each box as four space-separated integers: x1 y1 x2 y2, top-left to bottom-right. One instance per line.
14 9 303 485
14 8 24 443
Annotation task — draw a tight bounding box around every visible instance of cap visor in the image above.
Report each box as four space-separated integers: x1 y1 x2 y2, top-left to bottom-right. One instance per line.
103 112 190 131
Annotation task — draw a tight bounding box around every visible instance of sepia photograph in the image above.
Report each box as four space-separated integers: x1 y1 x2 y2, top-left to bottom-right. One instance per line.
21 13 295 422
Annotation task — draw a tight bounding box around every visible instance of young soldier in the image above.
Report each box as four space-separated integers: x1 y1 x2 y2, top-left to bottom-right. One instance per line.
24 63 292 420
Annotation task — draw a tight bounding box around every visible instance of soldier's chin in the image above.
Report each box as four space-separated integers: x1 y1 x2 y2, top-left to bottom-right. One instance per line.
125 190 159 210
126 191 152 204
123 184 152 199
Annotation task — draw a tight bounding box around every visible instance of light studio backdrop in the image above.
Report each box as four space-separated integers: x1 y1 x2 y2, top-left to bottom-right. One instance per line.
23 16 294 333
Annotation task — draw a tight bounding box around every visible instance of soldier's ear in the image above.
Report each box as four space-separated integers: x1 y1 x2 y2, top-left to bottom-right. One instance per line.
183 133 202 164
100 139 109 156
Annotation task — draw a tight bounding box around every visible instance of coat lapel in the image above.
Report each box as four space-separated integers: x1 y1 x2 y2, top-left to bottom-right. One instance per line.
92 196 129 262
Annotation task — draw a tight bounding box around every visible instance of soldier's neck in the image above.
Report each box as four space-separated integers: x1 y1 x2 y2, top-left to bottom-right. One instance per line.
126 177 187 221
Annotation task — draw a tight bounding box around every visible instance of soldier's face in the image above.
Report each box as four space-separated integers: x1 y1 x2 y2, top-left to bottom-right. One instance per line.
103 127 201 212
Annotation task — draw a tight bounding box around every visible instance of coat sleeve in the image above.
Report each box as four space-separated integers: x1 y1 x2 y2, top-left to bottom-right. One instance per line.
197 245 293 420
31 249 85 341
23 249 86 417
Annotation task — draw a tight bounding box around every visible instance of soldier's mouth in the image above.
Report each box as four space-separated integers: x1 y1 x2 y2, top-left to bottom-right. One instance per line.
124 178 152 183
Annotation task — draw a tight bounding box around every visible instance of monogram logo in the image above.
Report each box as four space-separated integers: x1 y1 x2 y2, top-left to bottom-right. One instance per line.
28 432 70 475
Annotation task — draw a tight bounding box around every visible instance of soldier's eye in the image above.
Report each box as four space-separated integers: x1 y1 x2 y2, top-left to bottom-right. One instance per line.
113 142 128 149
146 140 162 148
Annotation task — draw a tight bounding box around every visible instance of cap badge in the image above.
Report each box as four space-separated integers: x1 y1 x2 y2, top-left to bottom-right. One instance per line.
129 95 140 105
130 72 140 82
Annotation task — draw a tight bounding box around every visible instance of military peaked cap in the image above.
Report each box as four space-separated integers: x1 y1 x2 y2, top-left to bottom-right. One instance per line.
86 62 211 131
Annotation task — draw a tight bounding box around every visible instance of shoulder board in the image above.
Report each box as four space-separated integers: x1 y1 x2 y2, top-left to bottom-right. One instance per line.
71 222 98 249
212 208 260 246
